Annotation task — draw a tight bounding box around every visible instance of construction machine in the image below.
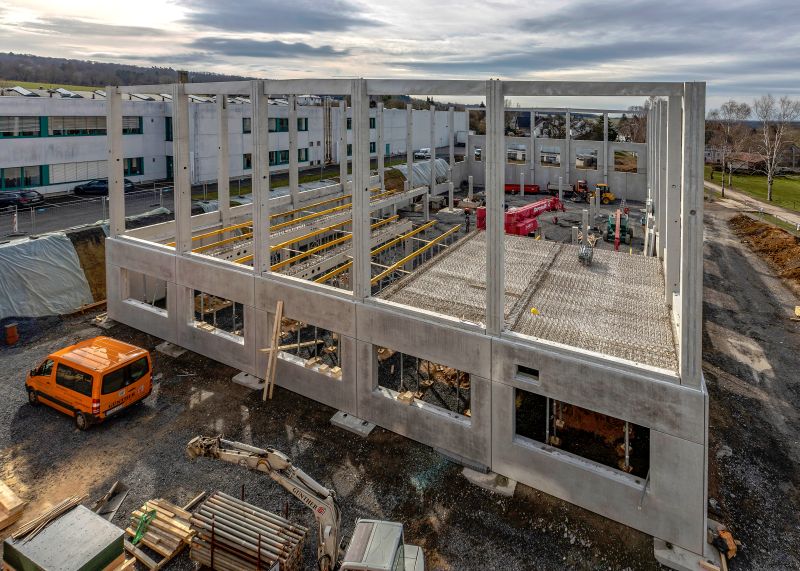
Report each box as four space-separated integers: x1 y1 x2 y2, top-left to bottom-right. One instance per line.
591 183 616 205
186 436 425 571
604 209 634 249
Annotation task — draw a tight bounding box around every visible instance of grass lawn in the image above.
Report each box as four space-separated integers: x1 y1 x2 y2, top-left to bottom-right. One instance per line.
0 79 100 92
705 165 800 212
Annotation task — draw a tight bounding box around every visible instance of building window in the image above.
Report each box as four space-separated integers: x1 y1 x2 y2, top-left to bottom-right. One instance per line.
165 116 173 141
614 150 638 173
0 116 41 137
49 160 107 184
540 146 561 167
297 117 308 131
242 117 252 134
123 157 144 176
346 117 352 130
347 143 352 157
369 142 376 153
193 290 245 341
1 166 43 190
48 116 107 136
298 148 308 162
269 150 290 166
269 118 289 132
122 116 143 135
243 153 252 170
575 148 598 170
369 117 376 129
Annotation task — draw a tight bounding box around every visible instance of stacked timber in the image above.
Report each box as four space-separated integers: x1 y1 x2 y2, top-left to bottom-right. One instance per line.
0 480 26 531
190 491 307 571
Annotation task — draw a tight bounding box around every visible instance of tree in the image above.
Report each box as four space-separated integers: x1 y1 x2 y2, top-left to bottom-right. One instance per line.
707 100 751 197
752 94 800 201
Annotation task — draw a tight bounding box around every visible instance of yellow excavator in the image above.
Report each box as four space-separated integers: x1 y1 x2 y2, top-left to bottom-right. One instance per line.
590 183 616 205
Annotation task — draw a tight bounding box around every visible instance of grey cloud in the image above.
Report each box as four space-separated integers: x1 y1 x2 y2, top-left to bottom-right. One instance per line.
177 0 377 33
15 17 166 37
189 38 348 58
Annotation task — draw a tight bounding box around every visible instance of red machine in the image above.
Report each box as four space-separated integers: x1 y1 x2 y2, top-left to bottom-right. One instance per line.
504 183 541 195
476 197 565 236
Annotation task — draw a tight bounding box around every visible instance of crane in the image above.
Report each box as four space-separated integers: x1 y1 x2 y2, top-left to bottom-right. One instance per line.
186 435 425 571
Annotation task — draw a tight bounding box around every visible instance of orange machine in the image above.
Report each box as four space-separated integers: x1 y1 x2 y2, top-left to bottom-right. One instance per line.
25 336 152 430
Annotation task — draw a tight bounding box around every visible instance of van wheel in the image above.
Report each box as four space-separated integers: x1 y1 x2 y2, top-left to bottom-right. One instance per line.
27 390 38 406
75 412 89 431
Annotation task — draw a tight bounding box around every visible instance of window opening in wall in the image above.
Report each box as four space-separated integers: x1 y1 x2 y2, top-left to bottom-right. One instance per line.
516 365 539 383
540 146 561 167
507 144 526 164
276 317 342 380
165 116 173 141
269 117 289 132
514 389 649 478
369 117 376 129
243 153 252 170
123 270 167 315
376 346 471 418
0 116 41 137
122 116 143 135
297 117 308 131
614 150 638 173
123 157 144 176
242 117 252 134
575 148 598 170
193 290 244 339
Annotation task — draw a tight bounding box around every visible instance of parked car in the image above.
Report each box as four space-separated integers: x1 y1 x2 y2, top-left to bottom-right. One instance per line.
25 336 153 430
0 189 44 211
414 148 431 160
73 178 135 196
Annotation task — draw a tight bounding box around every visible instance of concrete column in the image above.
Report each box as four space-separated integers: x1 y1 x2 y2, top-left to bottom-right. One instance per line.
530 111 536 186
406 104 413 188
603 113 609 184
428 104 435 220
485 79 505 335
171 83 192 254
339 100 348 193
558 176 563 203
582 209 589 246
377 103 385 190
351 79 371 300
106 86 124 237
217 96 230 228
251 80 271 274
448 181 454 209
664 96 683 303
520 171 524 196
657 100 668 259
448 106 455 169
679 82 706 388
288 95 299 208
468 175 473 201
565 109 571 185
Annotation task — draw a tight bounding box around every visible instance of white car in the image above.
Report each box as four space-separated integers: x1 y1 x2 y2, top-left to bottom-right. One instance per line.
414 148 431 159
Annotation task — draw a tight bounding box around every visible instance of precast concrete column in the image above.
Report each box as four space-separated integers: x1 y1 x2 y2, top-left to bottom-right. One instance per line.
106 86 125 237
603 113 609 184
251 80 271 274
468 175 473 201
288 95 299 208
657 100 668 259
351 79 371 300
679 82 706 388
565 109 571 185
377 103 385 190
448 106 455 169
428 104 435 220
171 83 192 254
406 104 413 188
664 95 683 303
217 96 231 228
339 100 348 192
530 111 536 185
485 79 505 335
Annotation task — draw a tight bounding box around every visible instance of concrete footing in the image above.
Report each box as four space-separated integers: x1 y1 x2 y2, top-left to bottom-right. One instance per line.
461 468 517 497
330 411 375 437
232 372 263 390
155 341 187 358
93 316 117 330
435 447 489 474
654 538 721 571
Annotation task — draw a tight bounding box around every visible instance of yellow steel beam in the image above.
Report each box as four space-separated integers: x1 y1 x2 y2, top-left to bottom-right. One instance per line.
370 225 462 285
314 261 353 284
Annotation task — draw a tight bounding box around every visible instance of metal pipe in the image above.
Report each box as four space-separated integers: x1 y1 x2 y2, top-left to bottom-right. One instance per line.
197 508 296 550
213 492 307 536
193 514 286 559
204 497 305 540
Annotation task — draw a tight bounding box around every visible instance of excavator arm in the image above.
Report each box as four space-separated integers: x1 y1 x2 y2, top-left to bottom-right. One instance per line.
187 435 342 571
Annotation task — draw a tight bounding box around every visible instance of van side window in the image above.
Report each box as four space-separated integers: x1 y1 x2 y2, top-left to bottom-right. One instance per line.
38 359 54 376
129 357 149 382
55 364 93 397
102 357 149 395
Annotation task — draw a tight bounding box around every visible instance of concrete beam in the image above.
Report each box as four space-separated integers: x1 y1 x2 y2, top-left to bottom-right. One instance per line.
217 96 231 228
106 86 125 237
603 113 609 185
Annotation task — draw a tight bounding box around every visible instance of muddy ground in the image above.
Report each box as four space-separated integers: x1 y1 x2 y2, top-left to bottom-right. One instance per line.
0 199 797 570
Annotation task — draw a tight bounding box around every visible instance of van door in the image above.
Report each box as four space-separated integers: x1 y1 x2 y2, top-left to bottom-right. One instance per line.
54 363 95 414
28 358 55 396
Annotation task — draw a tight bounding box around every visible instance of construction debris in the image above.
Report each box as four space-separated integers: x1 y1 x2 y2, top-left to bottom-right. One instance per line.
0 480 26 532
190 491 307 571
418 361 470 389
124 498 194 570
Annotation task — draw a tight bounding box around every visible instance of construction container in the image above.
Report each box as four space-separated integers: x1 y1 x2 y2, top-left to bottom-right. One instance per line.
189 491 307 571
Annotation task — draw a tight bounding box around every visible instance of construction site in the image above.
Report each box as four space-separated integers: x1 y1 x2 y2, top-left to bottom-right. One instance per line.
5 76 798 571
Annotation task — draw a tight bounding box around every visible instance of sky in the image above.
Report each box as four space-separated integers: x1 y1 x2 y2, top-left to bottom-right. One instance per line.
0 0 798 110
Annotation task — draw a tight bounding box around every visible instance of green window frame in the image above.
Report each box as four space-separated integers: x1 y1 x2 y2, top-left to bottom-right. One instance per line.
298 148 309 162
269 150 291 166
269 118 289 132
48 116 106 136
346 117 352 130
1 166 43 190
369 117 376 129
165 117 173 141
243 117 252 134
347 143 352 157
0 116 42 138
122 116 143 135
243 153 252 170
369 142 376 153
297 117 308 131
123 157 144 176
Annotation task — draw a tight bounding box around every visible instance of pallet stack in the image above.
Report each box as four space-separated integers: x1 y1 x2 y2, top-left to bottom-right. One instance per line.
124 499 194 571
190 491 307 571
0 480 26 532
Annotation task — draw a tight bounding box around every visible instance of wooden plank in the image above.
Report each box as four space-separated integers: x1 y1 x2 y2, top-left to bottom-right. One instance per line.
124 539 159 570
262 300 284 401
0 480 26 516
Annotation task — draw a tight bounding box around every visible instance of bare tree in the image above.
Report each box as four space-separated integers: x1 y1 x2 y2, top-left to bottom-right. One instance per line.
752 94 800 201
707 100 751 197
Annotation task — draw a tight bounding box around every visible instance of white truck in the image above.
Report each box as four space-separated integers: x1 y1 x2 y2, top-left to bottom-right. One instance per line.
187 436 425 571
413 148 431 160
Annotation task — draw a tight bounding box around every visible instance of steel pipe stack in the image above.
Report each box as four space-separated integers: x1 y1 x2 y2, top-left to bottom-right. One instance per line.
190 491 307 571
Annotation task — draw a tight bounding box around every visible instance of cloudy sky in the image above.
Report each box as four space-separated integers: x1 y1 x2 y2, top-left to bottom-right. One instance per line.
1 0 798 109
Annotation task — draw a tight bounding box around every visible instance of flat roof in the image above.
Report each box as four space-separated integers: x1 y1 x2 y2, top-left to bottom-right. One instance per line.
379 232 678 372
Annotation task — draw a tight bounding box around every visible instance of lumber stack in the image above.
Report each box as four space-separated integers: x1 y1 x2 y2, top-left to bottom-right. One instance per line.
190 491 307 571
124 499 194 570
0 480 26 531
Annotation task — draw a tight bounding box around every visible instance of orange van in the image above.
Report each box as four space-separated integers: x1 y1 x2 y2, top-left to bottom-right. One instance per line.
25 336 152 430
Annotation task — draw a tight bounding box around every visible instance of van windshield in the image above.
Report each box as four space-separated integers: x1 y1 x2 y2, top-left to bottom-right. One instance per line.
102 357 149 394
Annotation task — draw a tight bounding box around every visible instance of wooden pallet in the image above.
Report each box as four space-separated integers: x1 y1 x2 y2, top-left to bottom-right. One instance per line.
124 499 194 570
0 480 26 531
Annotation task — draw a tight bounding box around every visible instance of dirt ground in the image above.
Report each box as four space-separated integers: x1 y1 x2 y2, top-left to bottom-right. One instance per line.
0 198 798 570
728 213 800 292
